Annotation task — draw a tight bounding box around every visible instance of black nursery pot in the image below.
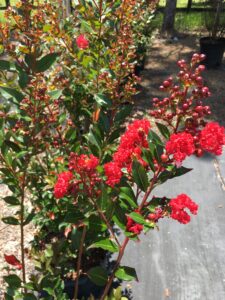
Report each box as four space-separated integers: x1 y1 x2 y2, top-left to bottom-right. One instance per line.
39 276 104 299
200 37 225 69
64 277 104 300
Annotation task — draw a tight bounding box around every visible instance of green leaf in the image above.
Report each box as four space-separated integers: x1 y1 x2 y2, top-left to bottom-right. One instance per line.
4 140 21 152
64 211 84 224
0 87 24 103
3 196 20 206
43 24 52 32
158 166 192 184
97 186 109 211
3 275 21 289
80 20 94 33
172 166 192 177
112 202 127 230
89 238 119 253
44 245 54 258
23 294 37 300
23 211 35 225
35 53 59 73
48 89 63 100
132 160 149 192
94 94 112 107
115 266 138 281
128 212 149 226
0 60 13 71
107 128 121 144
155 122 170 139
86 128 102 151
87 266 108 286
148 130 163 146
2 216 19 225
18 70 29 89
86 215 107 232
119 186 138 209
114 105 132 124
142 149 155 171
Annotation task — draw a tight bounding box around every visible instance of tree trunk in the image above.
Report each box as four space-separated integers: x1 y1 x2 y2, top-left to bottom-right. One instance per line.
186 0 193 12
161 0 177 37
62 0 72 17
5 0 10 8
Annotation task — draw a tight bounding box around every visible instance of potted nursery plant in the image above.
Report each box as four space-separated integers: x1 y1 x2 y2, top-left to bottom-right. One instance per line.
200 0 225 68
1 1 225 300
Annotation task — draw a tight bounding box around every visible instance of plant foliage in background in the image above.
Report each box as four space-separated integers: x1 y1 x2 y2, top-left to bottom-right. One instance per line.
0 1 224 300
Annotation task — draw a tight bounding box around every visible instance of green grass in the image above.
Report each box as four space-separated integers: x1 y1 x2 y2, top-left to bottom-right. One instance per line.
152 9 225 32
0 0 17 6
152 11 205 32
0 0 18 22
159 0 208 9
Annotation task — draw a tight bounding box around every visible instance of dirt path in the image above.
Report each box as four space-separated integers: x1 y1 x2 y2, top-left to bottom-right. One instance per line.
134 34 225 126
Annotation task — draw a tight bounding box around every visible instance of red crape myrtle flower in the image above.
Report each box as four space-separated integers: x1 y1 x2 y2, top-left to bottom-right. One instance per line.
104 119 151 187
4 254 22 270
126 216 143 235
76 34 89 49
166 132 195 164
104 161 122 187
54 171 73 199
69 153 101 195
69 153 99 173
200 122 225 155
169 194 198 224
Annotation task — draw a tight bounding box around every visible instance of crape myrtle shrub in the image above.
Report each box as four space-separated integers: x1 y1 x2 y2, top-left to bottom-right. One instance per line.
0 1 224 300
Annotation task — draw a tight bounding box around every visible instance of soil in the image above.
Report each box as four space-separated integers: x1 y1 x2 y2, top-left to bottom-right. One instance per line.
0 33 225 298
133 34 225 127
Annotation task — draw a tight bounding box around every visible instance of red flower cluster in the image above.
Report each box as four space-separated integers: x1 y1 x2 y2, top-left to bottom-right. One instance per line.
76 34 89 49
169 194 198 224
200 122 225 155
166 132 195 163
54 153 101 200
104 161 122 187
4 254 22 270
54 171 73 199
126 216 143 235
104 119 151 187
69 153 99 174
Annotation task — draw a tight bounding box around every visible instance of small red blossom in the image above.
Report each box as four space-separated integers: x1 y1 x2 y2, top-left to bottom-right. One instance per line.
4 254 22 270
148 207 163 222
76 34 89 49
69 153 99 173
104 161 122 187
166 132 195 163
200 122 225 155
68 153 101 196
169 194 198 224
104 119 151 186
54 171 73 199
126 216 143 235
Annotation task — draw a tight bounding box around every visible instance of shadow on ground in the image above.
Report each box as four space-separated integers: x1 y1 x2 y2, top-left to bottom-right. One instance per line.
133 34 225 126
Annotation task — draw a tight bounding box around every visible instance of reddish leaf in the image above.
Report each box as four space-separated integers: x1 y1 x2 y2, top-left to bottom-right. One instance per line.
4 254 22 270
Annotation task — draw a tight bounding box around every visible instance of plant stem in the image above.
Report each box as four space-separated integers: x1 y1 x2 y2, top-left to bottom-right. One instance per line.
74 225 87 300
20 175 27 293
88 196 121 247
138 167 162 211
100 167 162 299
100 237 129 300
